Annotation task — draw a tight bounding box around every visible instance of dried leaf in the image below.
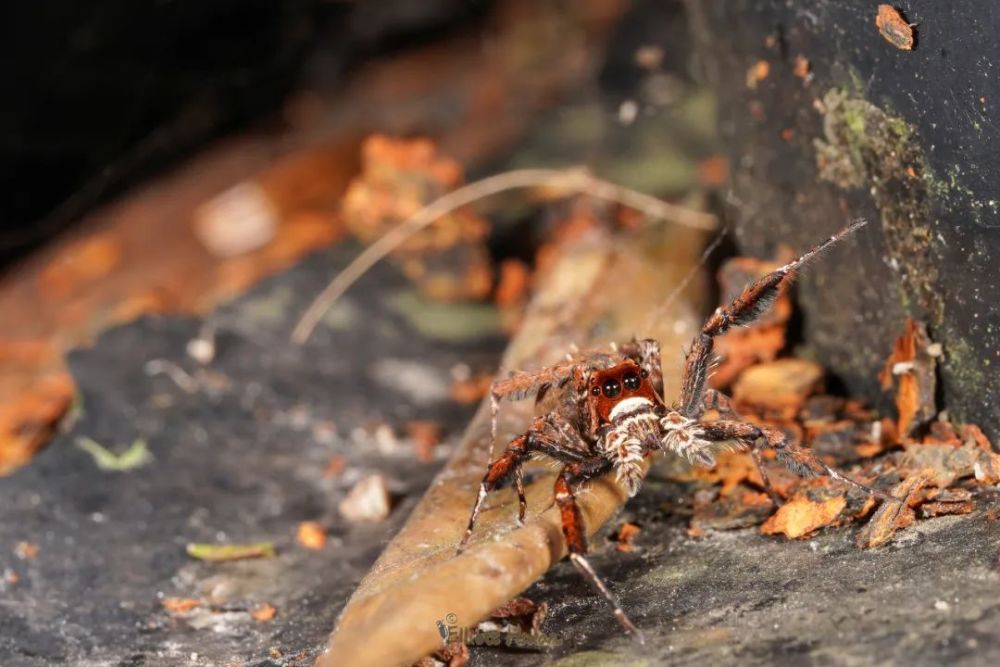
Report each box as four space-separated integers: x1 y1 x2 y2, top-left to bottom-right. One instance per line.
185 542 277 562
761 489 846 539
75 437 153 472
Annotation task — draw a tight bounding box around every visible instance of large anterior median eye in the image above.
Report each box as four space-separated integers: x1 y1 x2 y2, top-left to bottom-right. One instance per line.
622 372 641 390
602 378 622 398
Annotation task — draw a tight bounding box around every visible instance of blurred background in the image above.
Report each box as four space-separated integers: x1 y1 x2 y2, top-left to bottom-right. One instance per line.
3 1 1000 665
0 0 726 473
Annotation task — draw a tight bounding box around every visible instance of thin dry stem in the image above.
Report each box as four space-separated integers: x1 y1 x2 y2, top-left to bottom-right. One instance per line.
291 167 717 344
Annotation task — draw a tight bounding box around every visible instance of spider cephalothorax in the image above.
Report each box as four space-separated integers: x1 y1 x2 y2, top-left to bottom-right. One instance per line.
456 219 893 643
588 359 663 496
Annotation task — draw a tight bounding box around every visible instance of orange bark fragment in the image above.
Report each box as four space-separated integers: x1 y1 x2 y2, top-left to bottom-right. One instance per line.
615 522 642 552
251 603 278 622
880 319 937 438
761 492 846 539
856 472 929 548
162 597 202 614
297 521 328 551
876 5 915 51
746 60 770 89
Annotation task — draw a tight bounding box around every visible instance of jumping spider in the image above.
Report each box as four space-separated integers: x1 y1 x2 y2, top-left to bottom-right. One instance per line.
457 219 895 642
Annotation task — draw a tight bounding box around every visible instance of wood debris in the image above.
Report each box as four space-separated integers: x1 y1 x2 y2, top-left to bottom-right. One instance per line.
297 521 328 550
162 597 202 614
340 136 493 301
880 318 938 438
668 261 995 548
250 602 278 622
614 522 642 552
856 473 928 549
488 596 548 635
876 4 915 51
761 484 847 539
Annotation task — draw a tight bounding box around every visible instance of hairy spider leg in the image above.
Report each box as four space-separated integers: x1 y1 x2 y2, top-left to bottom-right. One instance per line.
457 414 591 554
554 464 644 643
677 219 868 418
700 388 782 506
697 420 899 504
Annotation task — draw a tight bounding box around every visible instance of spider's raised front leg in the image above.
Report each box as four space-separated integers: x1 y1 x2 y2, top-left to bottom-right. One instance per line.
677 219 868 417
698 388 782 505
457 413 591 554
554 462 644 643
695 420 898 503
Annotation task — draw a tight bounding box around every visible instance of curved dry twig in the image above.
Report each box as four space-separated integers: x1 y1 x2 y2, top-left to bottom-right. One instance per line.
290 167 717 344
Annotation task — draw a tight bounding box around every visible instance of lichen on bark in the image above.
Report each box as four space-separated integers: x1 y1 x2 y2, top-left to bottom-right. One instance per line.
813 87 942 325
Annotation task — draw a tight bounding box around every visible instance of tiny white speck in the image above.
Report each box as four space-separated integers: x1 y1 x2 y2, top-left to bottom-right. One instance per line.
618 99 639 125
934 599 950 612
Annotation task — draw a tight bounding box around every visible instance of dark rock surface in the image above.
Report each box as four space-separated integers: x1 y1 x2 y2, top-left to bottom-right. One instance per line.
471 480 1000 666
0 244 504 666
685 0 1000 441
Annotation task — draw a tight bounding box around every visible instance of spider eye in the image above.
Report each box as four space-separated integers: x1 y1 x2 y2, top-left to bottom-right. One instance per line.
590 386 600 396
602 378 622 398
640 369 648 378
623 372 641 390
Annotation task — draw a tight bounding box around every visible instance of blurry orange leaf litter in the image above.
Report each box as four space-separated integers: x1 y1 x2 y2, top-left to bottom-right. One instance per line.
297 521 328 551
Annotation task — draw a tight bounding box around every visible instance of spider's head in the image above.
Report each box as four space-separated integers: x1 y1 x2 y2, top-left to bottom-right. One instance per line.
588 359 658 423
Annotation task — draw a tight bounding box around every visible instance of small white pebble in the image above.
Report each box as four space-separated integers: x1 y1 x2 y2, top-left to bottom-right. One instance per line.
339 474 392 523
193 182 277 258
618 100 639 126
186 337 215 365
934 600 950 612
